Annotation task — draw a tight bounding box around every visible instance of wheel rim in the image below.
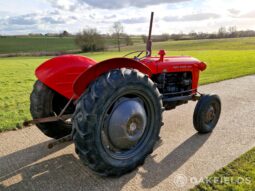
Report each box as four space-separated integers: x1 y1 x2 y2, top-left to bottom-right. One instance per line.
205 105 216 123
100 90 154 160
107 98 147 150
203 101 220 129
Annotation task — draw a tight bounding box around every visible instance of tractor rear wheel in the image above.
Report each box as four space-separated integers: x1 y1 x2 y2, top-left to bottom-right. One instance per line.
72 68 163 176
193 94 221 134
30 80 75 139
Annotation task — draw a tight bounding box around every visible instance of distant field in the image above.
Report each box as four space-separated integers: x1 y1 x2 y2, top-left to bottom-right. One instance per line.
0 36 143 54
121 37 255 51
0 38 255 131
0 36 78 54
1 36 255 55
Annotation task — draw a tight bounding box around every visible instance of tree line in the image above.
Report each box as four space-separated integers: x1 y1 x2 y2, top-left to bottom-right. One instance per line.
168 26 255 41
74 25 255 52
75 22 133 52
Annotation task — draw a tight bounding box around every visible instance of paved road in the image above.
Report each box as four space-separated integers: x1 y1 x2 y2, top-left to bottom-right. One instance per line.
0 75 255 191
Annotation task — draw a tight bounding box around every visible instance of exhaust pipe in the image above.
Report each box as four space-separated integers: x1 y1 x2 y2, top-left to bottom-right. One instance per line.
146 12 154 57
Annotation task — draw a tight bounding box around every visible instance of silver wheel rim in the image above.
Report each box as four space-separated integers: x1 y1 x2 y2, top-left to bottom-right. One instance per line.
107 98 147 150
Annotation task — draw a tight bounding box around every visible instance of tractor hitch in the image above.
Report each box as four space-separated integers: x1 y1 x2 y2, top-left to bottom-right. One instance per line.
23 114 72 127
47 134 73 149
23 96 74 127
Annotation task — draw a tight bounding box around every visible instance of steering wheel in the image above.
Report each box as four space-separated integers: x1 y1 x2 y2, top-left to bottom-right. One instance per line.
123 50 149 60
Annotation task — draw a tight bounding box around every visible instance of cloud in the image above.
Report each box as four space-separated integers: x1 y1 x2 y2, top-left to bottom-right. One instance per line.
0 10 79 34
1 0 255 35
89 14 95 19
120 17 147 24
77 0 190 9
47 0 78 11
7 13 37 25
104 14 116 19
228 8 240 15
240 10 255 18
163 13 221 22
41 17 66 24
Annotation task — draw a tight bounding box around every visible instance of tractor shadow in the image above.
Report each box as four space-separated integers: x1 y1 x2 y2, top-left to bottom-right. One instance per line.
0 140 136 191
0 140 71 179
140 133 211 188
0 133 210 190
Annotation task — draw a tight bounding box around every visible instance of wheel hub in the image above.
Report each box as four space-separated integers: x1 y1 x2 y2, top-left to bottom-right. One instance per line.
205 106 215 123
129 122 137 132
107 99 147 150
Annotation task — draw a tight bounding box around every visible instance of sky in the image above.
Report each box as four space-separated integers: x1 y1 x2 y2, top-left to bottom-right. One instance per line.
0 0 255 35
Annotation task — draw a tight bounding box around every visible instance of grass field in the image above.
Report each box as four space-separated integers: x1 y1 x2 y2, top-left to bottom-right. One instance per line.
1 36 255 54
1 37 255 131
0 36 143 54
121 37 255 51
0 36 78 54
191 147 255 191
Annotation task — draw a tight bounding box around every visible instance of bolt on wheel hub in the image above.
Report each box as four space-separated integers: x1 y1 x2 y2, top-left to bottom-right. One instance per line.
129 122 137 132
107 98 147 150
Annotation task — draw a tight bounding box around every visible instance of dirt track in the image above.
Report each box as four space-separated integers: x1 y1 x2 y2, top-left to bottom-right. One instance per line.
0 75 255 191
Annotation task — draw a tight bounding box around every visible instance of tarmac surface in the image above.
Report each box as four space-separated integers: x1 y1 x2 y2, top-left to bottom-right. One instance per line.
0 75 255 191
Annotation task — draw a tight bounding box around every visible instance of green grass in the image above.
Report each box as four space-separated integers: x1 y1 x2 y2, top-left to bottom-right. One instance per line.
0 57 46 130
191 147 255 191
121 37 255 51
1 36 255 54
0 36 143 54
0 36 78 54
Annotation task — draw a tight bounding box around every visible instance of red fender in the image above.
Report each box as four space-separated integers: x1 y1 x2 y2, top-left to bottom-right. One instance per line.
36 55 97 99
73 58 152 98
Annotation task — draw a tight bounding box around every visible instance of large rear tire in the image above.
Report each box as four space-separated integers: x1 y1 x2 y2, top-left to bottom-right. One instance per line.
72 69 163 176
30 80 75 139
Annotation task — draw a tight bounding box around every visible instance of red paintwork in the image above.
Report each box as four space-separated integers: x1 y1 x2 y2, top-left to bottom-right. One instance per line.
73 58 152 97
35 51 206 99
35 55 96 99
141 55 206 90
158 50 166 62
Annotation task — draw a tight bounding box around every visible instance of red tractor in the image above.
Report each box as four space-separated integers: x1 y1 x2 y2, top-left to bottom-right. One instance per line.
27 13 221 176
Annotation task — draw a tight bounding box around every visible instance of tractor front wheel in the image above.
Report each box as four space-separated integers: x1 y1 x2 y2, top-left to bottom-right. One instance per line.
72 69 163 176
193 94 221 134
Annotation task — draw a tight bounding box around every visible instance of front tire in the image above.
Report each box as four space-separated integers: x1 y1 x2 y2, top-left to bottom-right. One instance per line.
72 69 163 176
193 94 221 134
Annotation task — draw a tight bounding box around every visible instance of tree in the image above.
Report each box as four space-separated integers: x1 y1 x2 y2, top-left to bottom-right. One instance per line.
112 22 123 52
60 30 70 37
228 26 239 38
161 33 170 41
189 31 197 39
124 34 133 46
75 29 105 52
141 35 147 43
218 27 227 38
170 34 182 40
